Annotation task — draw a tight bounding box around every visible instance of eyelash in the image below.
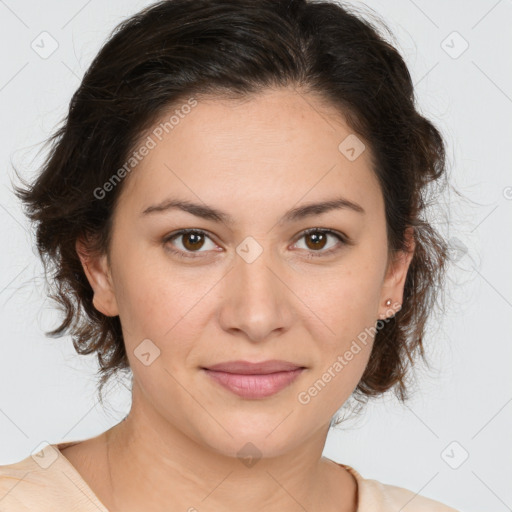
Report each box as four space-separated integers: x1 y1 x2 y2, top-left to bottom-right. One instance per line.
162 228 350 260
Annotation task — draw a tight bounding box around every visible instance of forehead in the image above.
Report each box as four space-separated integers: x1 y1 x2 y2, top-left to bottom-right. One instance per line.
117 88 383 222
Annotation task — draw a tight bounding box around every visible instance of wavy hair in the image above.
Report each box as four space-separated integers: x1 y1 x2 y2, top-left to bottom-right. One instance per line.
13 0 448 407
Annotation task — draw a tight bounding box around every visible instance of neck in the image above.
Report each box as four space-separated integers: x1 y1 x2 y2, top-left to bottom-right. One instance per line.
101 383 356 512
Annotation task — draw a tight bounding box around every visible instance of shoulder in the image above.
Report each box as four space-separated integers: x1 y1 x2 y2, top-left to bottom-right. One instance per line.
338 464 461 512
363 479 461 512
0 443 102 512
0 449 53 511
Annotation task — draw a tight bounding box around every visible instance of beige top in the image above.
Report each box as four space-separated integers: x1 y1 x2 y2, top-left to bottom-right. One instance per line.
0 441 460 511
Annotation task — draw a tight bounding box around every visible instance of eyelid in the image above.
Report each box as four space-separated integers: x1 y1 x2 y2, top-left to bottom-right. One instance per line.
163 229 219 258
163 227 351 259
291 228 351 258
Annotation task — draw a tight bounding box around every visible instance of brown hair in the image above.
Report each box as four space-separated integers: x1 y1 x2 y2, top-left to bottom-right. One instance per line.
13 0 448 407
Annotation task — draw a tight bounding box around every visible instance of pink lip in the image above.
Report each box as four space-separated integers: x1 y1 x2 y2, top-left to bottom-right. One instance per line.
205 359 303 374
202 360 306 399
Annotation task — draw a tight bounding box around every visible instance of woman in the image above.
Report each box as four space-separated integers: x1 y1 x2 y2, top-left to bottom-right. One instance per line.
0 0 459 510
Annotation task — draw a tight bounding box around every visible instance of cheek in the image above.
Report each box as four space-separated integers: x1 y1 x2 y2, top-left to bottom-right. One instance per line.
297 257 385 343
109 245 182 340
294 266 380 415
291 250 385 401
111 244 219 364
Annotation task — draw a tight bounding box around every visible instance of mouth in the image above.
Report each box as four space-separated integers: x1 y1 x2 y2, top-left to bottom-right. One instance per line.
201 360 306 399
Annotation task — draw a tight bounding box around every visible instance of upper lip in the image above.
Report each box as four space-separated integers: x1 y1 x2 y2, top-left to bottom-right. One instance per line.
203 360 304 375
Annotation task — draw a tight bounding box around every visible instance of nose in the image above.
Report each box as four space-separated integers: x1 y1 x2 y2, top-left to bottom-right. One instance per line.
217 240 294 343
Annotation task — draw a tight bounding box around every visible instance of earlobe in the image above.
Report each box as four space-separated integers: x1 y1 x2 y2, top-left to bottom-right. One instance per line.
75 237 119 317
379 227 415 319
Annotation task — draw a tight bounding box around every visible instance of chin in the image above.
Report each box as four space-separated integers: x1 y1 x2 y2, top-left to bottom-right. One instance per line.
190 413 315 462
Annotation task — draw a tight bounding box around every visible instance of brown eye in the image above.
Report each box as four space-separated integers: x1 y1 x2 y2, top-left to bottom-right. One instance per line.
163 229 218 259
181 231 206 251
304 231 328 251
294 228 347 258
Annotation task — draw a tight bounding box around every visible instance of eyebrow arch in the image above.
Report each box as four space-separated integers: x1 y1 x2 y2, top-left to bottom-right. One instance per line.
141 196 365 225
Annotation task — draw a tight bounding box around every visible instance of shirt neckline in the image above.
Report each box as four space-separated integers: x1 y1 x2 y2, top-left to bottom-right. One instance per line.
54 441 110 512
54 442 362 512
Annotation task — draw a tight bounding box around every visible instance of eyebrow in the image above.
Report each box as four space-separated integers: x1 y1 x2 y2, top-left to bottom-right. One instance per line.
141 196 365 225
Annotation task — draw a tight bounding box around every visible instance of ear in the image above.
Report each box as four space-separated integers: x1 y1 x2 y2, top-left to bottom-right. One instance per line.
75 236 119 317
378 227 415 319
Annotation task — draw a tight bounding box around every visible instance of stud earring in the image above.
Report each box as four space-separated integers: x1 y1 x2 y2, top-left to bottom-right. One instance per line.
385 299 392 307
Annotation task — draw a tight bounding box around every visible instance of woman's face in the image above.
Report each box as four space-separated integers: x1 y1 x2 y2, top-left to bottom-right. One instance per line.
81 87 412 458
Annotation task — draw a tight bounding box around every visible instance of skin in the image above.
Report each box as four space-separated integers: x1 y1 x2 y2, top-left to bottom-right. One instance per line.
68 87 414 512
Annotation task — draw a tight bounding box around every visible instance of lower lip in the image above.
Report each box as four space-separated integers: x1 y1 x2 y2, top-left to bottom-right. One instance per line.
202 368 305 399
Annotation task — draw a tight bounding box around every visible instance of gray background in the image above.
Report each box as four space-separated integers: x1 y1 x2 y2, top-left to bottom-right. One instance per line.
0 1 511 511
